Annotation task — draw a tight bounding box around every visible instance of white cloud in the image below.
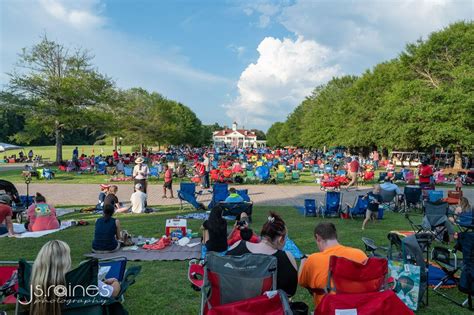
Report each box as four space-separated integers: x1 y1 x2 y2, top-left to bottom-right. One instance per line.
1 0 233 124
228 44 246 58
280 0 474 70
226 36 340 127
39 0 105 29
228 0 472 128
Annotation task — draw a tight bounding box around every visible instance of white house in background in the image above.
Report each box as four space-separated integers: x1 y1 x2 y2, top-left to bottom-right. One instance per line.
212 122 266 148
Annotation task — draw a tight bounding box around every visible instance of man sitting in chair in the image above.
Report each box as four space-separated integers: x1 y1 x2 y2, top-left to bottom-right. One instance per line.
224 188 244 203
380 177 403 208
298 222 367 308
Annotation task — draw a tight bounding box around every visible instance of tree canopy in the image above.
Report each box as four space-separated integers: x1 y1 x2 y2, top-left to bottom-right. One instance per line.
267 22 474 160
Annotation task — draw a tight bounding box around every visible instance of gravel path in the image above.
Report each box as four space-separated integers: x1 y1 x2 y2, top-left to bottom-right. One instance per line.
13 183 473 208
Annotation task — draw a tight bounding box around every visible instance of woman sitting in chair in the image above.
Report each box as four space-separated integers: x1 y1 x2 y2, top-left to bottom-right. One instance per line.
201 205 228 252
92 204 122 253
227 211 298 296
26 193 60 232
30 240 120 315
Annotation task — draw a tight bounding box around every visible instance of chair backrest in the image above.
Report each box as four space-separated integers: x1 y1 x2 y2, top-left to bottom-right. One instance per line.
324 191 341 213
149 167 158 177
351 195 368 215
424 201 449 226
327 256 388 294
428 190 444 203
305 199 317 216
236 189 250 202
203 253 277 307
380 189 396 203
99 257 127 282
123 167 133 176
404 186 422 204
378 172 388 181
17 259 106 311
180 182 196 195
208 184 229 209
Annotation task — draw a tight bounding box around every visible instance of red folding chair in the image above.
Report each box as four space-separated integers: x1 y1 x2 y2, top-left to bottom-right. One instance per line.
0 262 19 305
316 256 414 315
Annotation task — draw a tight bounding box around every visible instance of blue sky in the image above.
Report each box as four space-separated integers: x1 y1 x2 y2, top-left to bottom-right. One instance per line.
1 0 472 130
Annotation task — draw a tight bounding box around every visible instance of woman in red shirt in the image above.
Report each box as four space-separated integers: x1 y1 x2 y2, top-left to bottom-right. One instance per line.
419 160 433 189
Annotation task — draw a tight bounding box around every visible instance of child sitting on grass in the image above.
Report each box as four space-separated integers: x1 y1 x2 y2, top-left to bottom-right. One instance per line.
362 184 382 230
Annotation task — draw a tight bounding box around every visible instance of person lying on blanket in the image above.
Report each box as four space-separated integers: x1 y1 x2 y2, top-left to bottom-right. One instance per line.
25 193 60 232
30 240 121 315
0 194 15 237
92 204 122 253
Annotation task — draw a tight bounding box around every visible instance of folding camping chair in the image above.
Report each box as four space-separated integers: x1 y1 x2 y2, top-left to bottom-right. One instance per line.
291 171 300 181
98 257 127 282
378 172 388 182
149 167 159 178
208 183 229 209
178 182 204 210
245 170 257 183
123 167 133 177
199 253 292 315
403 186 422 213
303 199 317 217
431 232 473 309
454 212 474 232
345 195 369 219
316 256 413 315
380 189 398 211
16 258 141 315
318 191 342 217
406 201 453 242
0 261 20 307
219 202 253 222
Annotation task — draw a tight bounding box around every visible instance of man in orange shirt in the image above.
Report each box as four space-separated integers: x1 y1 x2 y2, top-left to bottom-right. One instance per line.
298 222 367 307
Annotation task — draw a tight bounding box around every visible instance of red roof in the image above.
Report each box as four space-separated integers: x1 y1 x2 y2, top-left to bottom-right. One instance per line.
213 129 256 137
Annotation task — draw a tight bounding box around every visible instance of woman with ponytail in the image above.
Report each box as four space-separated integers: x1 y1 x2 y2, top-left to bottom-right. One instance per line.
227 211 298 296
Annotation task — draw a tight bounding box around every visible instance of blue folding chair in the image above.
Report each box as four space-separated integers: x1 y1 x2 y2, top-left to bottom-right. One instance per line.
99 257 127 281
311 165 320 174
208 183 229 209
97 162 107 174
178 182 203 210
345 195 369 218
378 172 388 182
149 167 159 177
304 199 317 217
123 166 133 177
324 164 334 174
236 189 251 202
255 166 270 183
319 191 342 217
336 170 346 176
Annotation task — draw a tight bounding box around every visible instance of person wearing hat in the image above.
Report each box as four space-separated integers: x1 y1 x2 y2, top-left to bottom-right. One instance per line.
133 156 149 193
130 183 147 214
96 184 111 210
0 194 15 237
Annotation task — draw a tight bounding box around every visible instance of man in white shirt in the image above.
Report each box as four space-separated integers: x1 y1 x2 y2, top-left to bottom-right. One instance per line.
133 156 149 193
130 183 147 214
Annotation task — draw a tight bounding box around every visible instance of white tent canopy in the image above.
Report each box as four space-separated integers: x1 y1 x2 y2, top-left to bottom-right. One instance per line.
0 142 23 152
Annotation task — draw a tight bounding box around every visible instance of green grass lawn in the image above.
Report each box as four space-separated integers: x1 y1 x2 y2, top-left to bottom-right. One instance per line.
0 206 470 314
3 145 135 162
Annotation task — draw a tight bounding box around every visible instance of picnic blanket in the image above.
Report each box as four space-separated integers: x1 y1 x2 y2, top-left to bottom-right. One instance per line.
85 238 202 261
56 208 76 217
0 221 74 238
177 212 209 220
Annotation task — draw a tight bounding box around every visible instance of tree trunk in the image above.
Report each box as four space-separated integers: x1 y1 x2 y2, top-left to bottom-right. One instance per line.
55 120 63 163
454 146 463 169
112 137 117 151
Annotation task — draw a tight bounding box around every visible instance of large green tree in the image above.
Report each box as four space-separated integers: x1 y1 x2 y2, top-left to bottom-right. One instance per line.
7 36 115 162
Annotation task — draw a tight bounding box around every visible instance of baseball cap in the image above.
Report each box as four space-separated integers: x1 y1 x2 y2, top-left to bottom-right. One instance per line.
0 193 11 204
